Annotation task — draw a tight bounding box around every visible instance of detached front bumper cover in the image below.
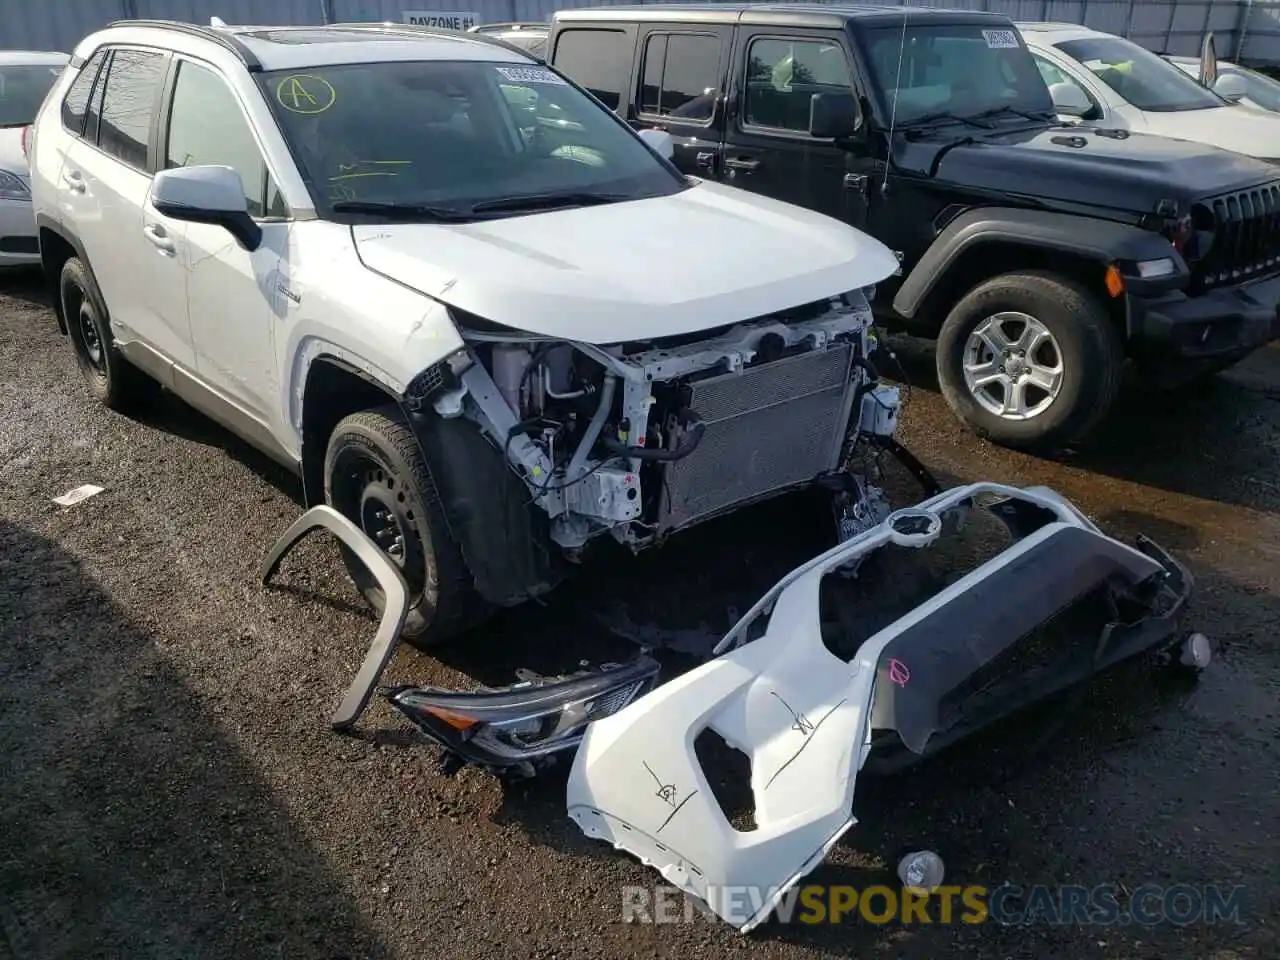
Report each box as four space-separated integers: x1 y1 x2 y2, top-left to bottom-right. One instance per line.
564 483 1195 933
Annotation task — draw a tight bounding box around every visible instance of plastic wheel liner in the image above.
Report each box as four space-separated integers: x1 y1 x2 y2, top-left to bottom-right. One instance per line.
564 482 1194 933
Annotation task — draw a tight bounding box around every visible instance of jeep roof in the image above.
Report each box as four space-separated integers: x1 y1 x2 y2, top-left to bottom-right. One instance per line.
552 3 1018 28
80 19 535 71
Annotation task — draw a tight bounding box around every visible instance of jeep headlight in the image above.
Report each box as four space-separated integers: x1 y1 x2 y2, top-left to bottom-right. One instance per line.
0 169 30 201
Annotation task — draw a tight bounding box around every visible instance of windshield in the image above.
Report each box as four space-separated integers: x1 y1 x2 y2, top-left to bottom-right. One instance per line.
861 23 1055 125
1055 36 1226 112
258 60 684 219
1228 65 1280 112
0 63 64 127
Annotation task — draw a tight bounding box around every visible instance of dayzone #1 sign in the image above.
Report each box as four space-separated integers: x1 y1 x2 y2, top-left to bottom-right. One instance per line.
403 10 478 30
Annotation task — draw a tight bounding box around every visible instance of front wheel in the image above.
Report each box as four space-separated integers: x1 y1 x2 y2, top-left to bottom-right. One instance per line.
937 270 1123 451
324 405 489 648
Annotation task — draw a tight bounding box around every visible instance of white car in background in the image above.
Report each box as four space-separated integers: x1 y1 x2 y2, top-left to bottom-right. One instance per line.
0 50 69 268
1166 54 1280 114
1019 23 1280 160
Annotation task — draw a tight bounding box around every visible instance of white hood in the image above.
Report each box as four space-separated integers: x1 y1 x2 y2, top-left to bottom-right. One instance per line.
351 181 899 344
0 128 28 177
1140 103 1280 158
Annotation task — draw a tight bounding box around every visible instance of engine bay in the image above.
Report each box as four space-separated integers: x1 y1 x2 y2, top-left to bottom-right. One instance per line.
432 291 900 552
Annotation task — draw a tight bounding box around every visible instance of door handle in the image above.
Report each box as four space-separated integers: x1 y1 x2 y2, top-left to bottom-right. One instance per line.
61 169 85 193
725 157 761 172
143 223 176 255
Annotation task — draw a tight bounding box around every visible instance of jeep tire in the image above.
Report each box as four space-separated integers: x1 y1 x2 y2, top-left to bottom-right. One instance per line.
937 270 1123 451
324 405 489 648
60 257 158 412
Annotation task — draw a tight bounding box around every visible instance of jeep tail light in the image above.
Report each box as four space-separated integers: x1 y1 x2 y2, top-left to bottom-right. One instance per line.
20 125 31 163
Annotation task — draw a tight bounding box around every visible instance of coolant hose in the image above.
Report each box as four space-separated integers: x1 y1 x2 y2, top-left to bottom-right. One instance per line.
603 408 705 462
565 373 617 481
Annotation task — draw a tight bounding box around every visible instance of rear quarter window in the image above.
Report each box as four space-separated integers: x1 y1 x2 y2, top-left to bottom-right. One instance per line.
60 50 107 135
552 28 629 111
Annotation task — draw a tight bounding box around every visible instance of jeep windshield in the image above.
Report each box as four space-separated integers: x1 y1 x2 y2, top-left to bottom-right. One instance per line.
1055 36 1226 112
0 63 64 127
257 61 685 220
861 23 1055 127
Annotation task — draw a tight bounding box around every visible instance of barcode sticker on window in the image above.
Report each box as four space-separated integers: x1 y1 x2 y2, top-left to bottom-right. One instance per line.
982 29 1020 49
495 65 566 85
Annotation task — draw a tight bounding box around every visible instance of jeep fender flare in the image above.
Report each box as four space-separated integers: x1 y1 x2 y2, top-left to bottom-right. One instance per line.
892 207 1189 325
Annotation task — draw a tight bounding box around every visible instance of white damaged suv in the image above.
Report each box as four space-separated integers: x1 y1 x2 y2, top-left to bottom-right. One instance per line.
28 19 902 644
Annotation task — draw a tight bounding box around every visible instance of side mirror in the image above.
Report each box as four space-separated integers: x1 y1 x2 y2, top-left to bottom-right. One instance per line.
638 127 675 160
1049 81 1091 117
151 164 262 252
1214 73 1248 102
808 91 860 139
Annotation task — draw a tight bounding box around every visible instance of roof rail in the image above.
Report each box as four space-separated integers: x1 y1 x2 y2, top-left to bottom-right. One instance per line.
104 18 263 70
468 22 548 33
326 21 543 62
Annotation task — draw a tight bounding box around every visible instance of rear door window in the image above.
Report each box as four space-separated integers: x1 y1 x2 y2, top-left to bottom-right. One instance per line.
638 33 721 123
95 48 168 170
552 28 629 111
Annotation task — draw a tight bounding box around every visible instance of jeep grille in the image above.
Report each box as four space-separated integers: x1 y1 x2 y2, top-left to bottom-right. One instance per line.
1194 182 1280 288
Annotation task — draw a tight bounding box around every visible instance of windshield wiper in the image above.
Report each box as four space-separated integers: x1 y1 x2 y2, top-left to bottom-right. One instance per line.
902 110 995 130
330 200 476 222
469 191 631 214
967 104 1057 123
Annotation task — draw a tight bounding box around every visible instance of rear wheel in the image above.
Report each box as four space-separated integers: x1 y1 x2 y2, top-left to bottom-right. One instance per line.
60 257 157 411
937 270 1123 451
324 405 489 648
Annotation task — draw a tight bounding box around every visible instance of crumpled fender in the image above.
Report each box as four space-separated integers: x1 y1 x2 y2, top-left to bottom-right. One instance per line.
565 482 1186 932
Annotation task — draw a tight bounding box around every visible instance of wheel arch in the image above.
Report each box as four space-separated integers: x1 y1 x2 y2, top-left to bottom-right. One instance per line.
893 207 1181 335
36 215 98 336
299 355 403 507
300 355 565 607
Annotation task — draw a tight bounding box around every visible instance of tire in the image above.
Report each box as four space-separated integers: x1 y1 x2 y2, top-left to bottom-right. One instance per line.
59 257 158 412
323 404 490 647
936 270 1123 451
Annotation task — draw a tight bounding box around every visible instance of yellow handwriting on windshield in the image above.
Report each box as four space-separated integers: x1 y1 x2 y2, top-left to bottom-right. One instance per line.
276 74 336 114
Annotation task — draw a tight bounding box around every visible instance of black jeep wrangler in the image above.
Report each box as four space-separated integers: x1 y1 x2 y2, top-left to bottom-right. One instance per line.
545 4 1280 449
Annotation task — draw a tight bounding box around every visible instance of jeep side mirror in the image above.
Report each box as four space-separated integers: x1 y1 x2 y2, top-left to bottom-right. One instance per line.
1214 73 1247 102
150 164 262 252
809 91 860 139
1049 82 1091 118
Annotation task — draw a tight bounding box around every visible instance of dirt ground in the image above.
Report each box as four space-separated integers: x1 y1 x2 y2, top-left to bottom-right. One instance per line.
1 270 1276 960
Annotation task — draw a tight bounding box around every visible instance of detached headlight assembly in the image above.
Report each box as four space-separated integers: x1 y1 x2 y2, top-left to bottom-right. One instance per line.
0 169 30 201
386 653 661 776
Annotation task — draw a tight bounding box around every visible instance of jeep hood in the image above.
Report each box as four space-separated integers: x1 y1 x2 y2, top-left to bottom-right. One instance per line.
351 181 899 344
900 124 1277 214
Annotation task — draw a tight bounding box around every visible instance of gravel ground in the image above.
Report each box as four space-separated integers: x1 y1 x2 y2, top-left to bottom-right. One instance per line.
1 269 1277 959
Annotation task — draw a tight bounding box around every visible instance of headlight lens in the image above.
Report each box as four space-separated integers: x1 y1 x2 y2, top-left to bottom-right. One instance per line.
0 169 30 201
386 653 661 774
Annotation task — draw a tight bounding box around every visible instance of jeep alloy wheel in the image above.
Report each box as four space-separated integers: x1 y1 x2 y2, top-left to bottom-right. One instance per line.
937 271 1123 451
961 311 1064 421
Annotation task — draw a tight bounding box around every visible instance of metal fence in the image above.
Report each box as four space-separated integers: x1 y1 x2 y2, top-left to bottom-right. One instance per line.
2 0 1279 64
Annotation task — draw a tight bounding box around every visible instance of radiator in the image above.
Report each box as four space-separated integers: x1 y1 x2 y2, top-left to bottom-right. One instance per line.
656 342 856 534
